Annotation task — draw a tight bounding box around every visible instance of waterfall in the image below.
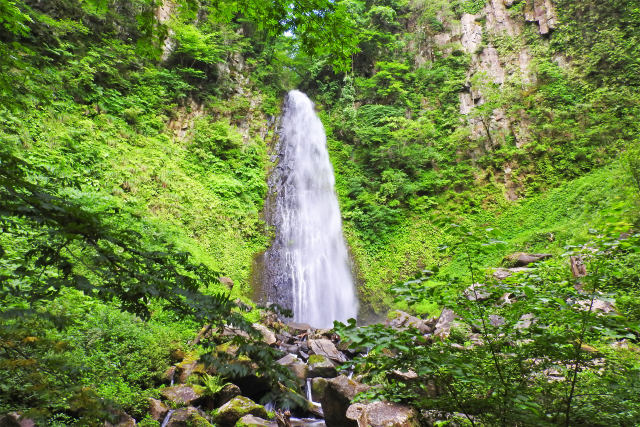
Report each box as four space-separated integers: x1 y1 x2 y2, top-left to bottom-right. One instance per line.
262 90 358 328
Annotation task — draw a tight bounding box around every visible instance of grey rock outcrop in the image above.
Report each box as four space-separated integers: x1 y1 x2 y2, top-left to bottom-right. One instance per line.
524 0 557 34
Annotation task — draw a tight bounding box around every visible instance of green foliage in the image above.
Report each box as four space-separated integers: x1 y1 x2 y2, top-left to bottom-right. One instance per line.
0 0 32 36
338 230 640 425
200 374 230 396
452 0 486 15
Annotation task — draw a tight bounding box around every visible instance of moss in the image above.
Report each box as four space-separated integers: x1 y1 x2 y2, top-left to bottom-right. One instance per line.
307 354 325 365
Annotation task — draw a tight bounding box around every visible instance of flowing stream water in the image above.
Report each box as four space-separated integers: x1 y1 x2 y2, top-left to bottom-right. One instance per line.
262 90 358 328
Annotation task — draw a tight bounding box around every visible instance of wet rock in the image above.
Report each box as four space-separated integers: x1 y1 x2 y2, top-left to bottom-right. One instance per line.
306 399 324 419
311 377 329 402
236 414 277 426
148 398 168 421
320 375 370 427
308 354 338 378
464 283 491 301
253 323 277 345
164 366 177 383
346 401 419 427
434 308 457 339
493 267 531 280
166 407 211 427
504 252 552 267
160 384 204 406
309 338 347 362
386 311 433 334
213 396 268 426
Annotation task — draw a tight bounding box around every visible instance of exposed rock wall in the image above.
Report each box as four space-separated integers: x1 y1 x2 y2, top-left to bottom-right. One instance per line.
418 0 558 199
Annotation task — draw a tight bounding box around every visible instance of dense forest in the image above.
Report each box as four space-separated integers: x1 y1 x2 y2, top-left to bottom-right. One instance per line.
1 0 639 425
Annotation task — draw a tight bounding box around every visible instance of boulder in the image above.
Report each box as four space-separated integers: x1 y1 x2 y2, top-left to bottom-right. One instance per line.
387 370 418 383
464 283 490 301
515 313 536 330
504 252 552 267
236 415 277 426
277 353 308 383
386 311 433 334
308 354 338 378
148 398 168 421
346 401 419 427
253 323 277 345
166 407 212 427
577 298 616 314
287 322 312 334
104 412 136 427
164 366 177 384
433 308 456 339
176 357 205 383
215 383 242 407
309 339 347 363
570 255 587 278
222 326 250 339
160 385 204 406
320 375 370 427
0 413 35 427
279 343 300 354
311 377 329 402
213 396 268 426
219 276 234 290
276 331 294 345
493 267 530 280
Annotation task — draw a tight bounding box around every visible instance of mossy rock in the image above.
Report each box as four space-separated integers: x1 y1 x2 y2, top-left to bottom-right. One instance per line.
161 384 206 406
308 354 337 378
236 414 277 426
166 407 212 427
213 396 268 426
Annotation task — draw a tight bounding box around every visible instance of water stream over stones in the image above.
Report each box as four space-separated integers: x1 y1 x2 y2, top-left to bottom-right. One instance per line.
262 90 358 328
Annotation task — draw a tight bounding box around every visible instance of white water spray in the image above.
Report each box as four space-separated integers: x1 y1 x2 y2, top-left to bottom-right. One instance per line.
263 90 358 328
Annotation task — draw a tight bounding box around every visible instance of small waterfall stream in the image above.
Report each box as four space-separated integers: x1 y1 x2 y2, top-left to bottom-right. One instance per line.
262 90 358 328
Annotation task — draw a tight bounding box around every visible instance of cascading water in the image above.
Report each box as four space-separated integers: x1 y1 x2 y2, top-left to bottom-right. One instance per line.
262 90 358 328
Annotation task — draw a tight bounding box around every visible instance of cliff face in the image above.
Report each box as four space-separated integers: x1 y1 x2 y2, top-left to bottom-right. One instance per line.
407 0 560 198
